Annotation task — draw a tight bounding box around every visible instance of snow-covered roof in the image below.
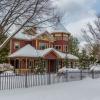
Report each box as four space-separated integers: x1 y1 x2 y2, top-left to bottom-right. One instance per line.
8 45 62 58
9 44 79 60
37 48 67 59
67 54 79 60
14 33 34 40
51 22 70 34
13 31 52 41
9 44 38 58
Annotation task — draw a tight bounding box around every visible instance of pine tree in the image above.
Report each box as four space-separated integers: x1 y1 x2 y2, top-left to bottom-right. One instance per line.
69 36 79 56
0 33 9 63
79 49 90 69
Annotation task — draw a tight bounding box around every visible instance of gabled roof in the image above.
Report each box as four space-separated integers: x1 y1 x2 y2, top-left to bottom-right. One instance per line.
14 33 34 41
32 31 54 41
38 48 62 58
13 31 54 41
8 44 79 60
8 45 62 58
9 44 38 58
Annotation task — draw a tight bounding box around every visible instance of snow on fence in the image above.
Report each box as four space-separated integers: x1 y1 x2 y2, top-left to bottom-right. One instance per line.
0 70 100 90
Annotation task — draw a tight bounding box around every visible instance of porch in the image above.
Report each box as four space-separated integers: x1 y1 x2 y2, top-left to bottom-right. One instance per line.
8 44 79 74
9 58 63 74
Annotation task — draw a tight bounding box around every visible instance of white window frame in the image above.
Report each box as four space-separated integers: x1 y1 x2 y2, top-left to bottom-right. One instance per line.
14 42 20 49
39 43 48 49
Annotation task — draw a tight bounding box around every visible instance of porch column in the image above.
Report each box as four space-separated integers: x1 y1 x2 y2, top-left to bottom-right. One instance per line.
48 60 50 73
13 58 15 72
26 58 28 69
19 59 21 72
32 59 34 73
56 60 59 72
19 58 21 73
14 58 16 68
61 60 63 68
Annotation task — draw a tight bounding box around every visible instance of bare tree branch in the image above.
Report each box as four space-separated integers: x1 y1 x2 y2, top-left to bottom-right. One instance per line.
0 0 59 51
81 16 100 60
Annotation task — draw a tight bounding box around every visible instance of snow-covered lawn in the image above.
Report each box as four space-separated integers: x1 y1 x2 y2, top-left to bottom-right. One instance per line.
0 78 100 100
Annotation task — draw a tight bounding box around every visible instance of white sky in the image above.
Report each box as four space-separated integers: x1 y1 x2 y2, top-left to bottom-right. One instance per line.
53 0 97 48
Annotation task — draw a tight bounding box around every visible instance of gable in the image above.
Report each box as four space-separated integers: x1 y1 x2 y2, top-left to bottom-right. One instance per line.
44 51 60 59
37 33 54 42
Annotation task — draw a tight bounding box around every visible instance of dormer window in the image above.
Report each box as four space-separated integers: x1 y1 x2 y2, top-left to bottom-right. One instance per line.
14 42 20 49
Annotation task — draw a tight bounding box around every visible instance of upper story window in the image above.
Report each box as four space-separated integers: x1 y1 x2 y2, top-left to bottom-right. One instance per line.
14 42 20 49
54 45 61 51
63 36 68 41
53 34 62 41
63 45 68 52
39 43 48 50
54 36 62 40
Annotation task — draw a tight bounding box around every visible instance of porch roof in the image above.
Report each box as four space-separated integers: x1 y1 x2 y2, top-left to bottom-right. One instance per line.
66 54 79 60
9 44 38 58
8 44 79 60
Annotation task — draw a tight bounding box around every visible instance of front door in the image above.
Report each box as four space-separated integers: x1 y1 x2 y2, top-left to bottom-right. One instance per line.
48 60 57 73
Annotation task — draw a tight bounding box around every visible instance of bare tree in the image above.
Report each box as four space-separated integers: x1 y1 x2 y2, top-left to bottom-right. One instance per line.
81 16 100 60
0 0 59 51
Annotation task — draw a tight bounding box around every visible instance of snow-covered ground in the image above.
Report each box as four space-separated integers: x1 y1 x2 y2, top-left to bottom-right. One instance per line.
0 78 100 100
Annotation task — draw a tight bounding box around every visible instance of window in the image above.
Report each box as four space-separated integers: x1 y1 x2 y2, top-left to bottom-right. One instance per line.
63 36 68 41
39 43 48 49
54 45 61 51
29 60 33 69
63 45 68 52
55 36 62 40
14 42 20 49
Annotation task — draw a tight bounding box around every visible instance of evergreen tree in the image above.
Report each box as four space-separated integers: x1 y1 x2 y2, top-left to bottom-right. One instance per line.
0 47 9 63
79 49 90 69
69 36 79 56
0 34 9 63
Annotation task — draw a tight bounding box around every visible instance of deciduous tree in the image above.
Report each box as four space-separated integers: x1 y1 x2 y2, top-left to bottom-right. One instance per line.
0 0 59 51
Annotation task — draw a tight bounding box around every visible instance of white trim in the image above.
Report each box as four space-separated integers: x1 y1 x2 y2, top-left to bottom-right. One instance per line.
14 42 20 50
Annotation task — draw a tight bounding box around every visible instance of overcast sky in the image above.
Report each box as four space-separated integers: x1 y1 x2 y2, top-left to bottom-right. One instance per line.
54 0 100 47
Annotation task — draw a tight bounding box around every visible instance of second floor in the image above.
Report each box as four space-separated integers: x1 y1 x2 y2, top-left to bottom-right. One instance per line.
10 31 70 54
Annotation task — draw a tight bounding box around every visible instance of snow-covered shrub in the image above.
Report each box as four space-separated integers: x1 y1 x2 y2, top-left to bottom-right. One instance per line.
58 67 80 73
57 67 80 79
0 63 14 71
90 64 100 71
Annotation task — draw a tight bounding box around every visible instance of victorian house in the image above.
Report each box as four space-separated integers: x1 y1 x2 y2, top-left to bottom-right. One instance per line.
8 23 79 73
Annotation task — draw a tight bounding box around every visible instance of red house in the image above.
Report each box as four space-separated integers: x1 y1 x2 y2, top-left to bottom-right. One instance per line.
8 23 79 73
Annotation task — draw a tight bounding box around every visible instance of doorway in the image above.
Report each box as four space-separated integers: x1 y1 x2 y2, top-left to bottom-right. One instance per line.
48 60 57 73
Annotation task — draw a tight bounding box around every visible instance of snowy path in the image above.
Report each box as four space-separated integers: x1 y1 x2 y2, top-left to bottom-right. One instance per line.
0 78 100 100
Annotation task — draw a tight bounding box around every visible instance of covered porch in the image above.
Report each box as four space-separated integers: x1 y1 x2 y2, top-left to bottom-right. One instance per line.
9 57 63 74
